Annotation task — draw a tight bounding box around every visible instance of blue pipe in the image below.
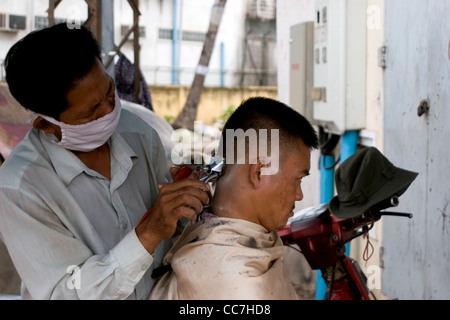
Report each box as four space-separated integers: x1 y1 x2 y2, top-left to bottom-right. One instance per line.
316 154 336 300
315 130 359 300
172 0 179 85
319 155 335 204
341 130 359 162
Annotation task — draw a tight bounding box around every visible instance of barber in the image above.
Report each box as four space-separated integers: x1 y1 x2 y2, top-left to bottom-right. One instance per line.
0 23 209 300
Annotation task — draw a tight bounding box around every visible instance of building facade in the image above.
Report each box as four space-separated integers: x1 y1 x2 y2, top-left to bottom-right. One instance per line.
0 0 277 87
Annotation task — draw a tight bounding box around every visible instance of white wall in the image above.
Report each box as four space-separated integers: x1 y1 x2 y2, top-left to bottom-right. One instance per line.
276 0 315 105
382 0 450 299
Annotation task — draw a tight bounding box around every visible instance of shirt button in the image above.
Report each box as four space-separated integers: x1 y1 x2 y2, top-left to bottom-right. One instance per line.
122 223 128 230
141 264 148 271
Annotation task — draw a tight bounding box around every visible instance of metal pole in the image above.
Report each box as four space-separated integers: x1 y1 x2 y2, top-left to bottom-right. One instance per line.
132 0 141 105
220 42 225 87
172 0 179 85
101 0 115 77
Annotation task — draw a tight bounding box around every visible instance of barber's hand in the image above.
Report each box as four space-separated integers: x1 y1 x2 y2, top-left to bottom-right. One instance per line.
136 175 210 254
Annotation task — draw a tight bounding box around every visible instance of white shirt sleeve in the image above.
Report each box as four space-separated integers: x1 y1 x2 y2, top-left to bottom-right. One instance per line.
0 182 153 300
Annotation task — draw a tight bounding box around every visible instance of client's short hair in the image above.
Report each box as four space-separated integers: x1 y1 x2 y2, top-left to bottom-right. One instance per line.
219 97 318 165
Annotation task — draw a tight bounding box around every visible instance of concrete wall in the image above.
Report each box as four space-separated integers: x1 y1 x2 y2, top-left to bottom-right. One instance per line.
150 85 278 124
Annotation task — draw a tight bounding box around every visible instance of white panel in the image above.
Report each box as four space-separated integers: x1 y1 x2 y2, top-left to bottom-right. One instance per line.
312 0 367 134
382 0 450 299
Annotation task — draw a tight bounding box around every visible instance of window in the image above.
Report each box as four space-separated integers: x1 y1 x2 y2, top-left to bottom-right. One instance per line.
34 16 77 30
34 16 49 29
182 31 205 42
9 15 26 30
158 28 173 40
121 25 147 39
158 28 206 43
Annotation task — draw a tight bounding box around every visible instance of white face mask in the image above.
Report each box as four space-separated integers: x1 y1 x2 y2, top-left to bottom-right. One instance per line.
35 96 122 152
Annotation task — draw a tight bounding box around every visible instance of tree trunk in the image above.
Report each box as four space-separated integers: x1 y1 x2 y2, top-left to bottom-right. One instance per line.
172 0 227 130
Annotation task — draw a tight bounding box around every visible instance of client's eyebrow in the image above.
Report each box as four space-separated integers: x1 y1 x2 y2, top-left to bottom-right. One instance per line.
74 78 115 120
88 77 114 110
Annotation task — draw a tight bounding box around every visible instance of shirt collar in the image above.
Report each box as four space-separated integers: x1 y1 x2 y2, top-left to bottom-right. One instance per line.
40 131 137 186
109 132 138 191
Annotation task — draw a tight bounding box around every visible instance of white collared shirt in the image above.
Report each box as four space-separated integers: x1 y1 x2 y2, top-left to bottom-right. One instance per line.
0 109 173 300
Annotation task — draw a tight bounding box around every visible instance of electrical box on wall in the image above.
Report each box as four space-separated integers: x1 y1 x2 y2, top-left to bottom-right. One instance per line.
289 21 318 125
312 0 367 134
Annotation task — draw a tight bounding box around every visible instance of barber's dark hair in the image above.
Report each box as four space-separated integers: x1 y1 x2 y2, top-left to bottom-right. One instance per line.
221 97 318 161
5 23 102 119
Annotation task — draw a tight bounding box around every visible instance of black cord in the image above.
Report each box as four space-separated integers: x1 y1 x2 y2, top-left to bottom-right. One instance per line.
319 126 340 156
284 244 303 254
321 154 341 170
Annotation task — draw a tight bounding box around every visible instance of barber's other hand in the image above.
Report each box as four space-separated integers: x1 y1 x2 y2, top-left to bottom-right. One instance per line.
136 177 210 254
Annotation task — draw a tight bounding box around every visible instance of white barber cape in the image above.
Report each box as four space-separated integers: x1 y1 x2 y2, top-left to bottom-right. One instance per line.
149 213 299 300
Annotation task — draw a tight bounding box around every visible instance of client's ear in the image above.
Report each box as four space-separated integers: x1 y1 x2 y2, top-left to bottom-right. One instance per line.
248 159 270 189
32 116 60 137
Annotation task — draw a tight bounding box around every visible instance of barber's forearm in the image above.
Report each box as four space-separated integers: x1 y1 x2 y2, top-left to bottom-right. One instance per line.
135 213 165 255
45 230 153 300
